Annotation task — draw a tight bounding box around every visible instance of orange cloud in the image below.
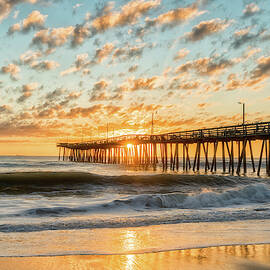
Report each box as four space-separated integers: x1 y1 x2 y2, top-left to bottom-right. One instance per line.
89 80 109 101
0 104 12 113
20 50 42 64
176 57 233 76
32 26 75 48
1 63 20 80
94 43 114 63
31 60 59 71
128 76 158 91
185 18 231 42
92 0 160 31
0 0 38 22
156 3 203 27
174 48 190 60
61 53 90 76
17 82 39 103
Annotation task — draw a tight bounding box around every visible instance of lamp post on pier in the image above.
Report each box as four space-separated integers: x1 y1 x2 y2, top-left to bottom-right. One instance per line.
238 102 245 126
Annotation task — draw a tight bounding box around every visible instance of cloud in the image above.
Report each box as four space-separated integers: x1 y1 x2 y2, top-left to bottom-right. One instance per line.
112 44 145 61
20 50 42 64
13 9 19 19
185 18 231 42
8 10 47 34
1 63 20 80
89 79 108 101
31 60 59 71
58 105 102 118
225 60 270 91
0 0 37 22
71 24 91 47
176 57 233 76
94 43 114 63
7 22 20 34
17 82 38 103
92 0 160 32
45 87 65 101
169 79 200 90
32 26 75 48
251 56 270 81
242 3 260 18
73 3 83 14
231 28 261 49
0 120 62 137
243 47 261 59
0 104 12 113
174 48 190 60
128 64 138 72
155 3 204 28
128 76 158 91
61 53 90 76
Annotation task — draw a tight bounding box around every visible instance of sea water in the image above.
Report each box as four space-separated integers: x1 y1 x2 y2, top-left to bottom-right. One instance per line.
0 156 270 256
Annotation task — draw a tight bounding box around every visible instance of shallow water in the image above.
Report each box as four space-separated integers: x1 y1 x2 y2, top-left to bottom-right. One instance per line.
0 156 270 256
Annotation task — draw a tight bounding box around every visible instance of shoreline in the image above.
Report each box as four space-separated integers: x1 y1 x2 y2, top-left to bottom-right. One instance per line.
2 220 270 257
1 242 270 258
1 243 270 270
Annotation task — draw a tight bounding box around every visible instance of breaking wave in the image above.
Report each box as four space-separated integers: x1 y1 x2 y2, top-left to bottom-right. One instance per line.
7 183 269 218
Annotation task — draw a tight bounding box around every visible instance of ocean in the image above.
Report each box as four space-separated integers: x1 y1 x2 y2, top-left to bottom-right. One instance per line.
1 156 270 257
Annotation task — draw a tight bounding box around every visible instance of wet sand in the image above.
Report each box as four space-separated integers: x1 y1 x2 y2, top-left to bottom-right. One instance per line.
0 244 270 270
1 220 270 269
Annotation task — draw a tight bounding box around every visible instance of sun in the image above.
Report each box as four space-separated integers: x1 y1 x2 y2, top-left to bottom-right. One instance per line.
127 143 133 149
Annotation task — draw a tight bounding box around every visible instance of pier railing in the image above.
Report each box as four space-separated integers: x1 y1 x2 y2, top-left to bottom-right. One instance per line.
58 121 270 148
57 121 270 176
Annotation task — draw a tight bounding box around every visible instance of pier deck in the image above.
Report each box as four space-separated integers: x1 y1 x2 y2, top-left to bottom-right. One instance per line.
57 121 270 175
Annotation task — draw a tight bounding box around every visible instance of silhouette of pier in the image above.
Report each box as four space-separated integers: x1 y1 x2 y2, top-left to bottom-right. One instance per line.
57 121 270 176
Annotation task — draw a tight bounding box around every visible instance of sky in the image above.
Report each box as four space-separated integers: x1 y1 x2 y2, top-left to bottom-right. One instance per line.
0 0 270 155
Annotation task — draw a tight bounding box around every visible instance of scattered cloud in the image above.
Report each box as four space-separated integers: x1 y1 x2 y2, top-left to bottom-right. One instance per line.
8 10 47 34
176 57 233 76
89 79 108 101
128 64 138 72
45 87 65 101
1 63 20 80
92 0 160 32
127 76 158 91
19 50 42 65
59 105 102 118
174 48 190 60
0 104 12 113
0 0 36 22
185 18 231 42
31 60 59 71
32 26 75 48
112 44 145 61
94 43 114 63
73 3 83 14
17 82 39 103
155 3 204 28
61 53 90 76
71 24 91 47
251 56 270 81
231 27 262 49
242 3 260 18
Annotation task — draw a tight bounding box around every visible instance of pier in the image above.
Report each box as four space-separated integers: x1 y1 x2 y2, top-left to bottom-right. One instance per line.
57 121 270 176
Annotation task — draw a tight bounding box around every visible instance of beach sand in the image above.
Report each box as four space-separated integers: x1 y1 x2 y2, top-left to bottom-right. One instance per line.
0 244 270 270
1 220 270 269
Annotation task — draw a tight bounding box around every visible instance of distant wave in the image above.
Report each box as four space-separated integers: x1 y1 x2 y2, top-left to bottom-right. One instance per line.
0 171 256 187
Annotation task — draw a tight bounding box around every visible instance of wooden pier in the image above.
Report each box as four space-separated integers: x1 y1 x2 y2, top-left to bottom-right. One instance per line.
57 121 270 176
